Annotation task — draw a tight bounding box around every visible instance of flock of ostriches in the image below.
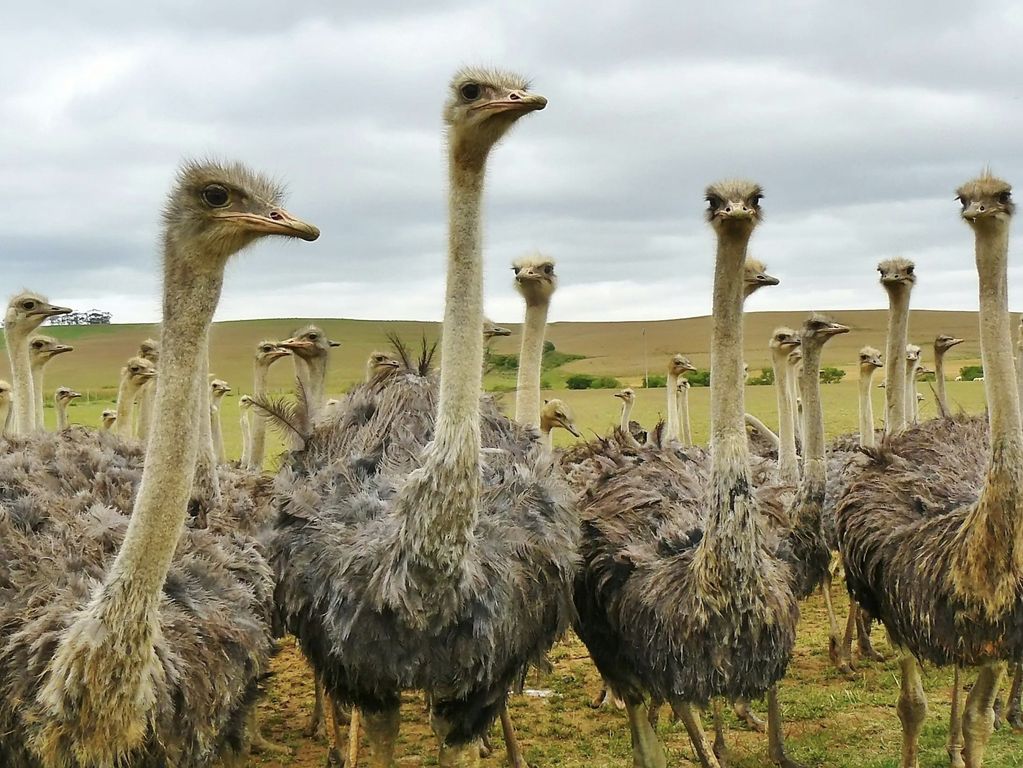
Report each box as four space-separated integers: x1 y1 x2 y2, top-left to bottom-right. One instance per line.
0 66 1019 768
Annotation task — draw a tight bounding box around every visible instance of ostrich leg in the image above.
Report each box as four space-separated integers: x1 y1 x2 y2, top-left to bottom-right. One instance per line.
499 705 529 768
674 701 720 768
733 698 766 733
856 607 884 661
897 656 928 768
347 708 361 768
1006 662 1023 729
840 603 858 672
365 706 401 768
711 699 730 767
306 677 325 738
766 684 808 768
247 707 290 756
622 700 667 768
948 666 965 768
962 662 1005 768
821 572 850 674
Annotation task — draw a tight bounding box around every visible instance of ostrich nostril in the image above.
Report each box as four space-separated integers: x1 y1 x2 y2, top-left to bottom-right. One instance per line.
269 211 284 221
724 206 732 213
509 92 521 101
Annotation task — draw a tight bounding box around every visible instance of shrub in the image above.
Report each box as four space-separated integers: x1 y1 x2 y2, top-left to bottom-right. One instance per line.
820 367 846 384
643 374 667 388
917 371 935 382
486 352 518 371
543 340 556 353
959 365 984 381
687 370 711 387
590 376 622 389
566 373 596 390
748 367 774 386
543 349 586 369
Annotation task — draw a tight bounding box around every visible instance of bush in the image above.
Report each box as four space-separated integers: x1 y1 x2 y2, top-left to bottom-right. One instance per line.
643 374 667 388
543 349 586 369
820 367 846 384
486 352 518 371
748 367 774 386
687 370 711 387
960 365 984 381
590 376 622 389
543 340 556 353
917 371 935 382
566 374 596 390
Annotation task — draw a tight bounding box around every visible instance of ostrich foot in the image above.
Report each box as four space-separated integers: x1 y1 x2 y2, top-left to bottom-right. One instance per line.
732 699 766 733
306 679 326 739
324 745 343 768
248 708 291 755
856 609 885 663
479 731 493 757
992 697 1003 731
590 685 626 710
500 704 532 768
767 685 808 768
438 741 482 768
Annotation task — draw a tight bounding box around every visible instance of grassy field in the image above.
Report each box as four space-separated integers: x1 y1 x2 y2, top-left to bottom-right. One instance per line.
2 310 1007 766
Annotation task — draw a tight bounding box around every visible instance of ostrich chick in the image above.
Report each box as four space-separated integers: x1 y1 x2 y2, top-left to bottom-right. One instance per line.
366 351 401 383
540 398 580 451
54 386 81 431
28 336 74 431
100 408 117 432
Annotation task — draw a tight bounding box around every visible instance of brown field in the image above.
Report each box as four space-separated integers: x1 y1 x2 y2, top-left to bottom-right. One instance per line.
1 309 1009 767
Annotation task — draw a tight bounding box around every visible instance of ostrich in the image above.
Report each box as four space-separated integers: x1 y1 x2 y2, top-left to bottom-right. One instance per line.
134 339 160 442
570 180 806 768
0 159 319 767
934 334 965 416
3 293 71 435
53 387 81 431
114 357 156 440
904 344 922 424
614 387 638 430
248 340 290 471
483 317 512 341
769 327 802 484
28 336 73 431
210 378 232 465
744 257 781 298
0 380 12 437
665 354 697 441
239 394 254 467
837 172 1023 768
271 68 569 767
280 324 338 427
787 346 804 447
540 398 581 451
100 409 117 431
512 253 556 428
366 351 401 383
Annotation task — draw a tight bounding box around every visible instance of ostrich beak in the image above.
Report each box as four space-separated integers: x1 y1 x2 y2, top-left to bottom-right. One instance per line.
53 345 74 355
218 208 320 241
268 348 292 360
35 304 73 319
961 201 988 221
69 391 82 400
279 338 314 351
563 421 582 438
613 392 626 400
475 91 548 115
757 272 780 286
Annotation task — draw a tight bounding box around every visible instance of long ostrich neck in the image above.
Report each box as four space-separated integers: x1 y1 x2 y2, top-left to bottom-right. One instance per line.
210 397 225 464
787 364 802 446
799 341 827 493
665 369 679 437
772 349 798 484
701 225 759 567
137 383 155 444
6 329 34 435
304 355 327 423
514 297 549 428
858 365 877 448
619 398 633 431
904 357 919 423
396 158 485 572
114 374 138 438
249 362 271 469
883 286 910 434
192 339 221 506
32 360 47 431
85 248 223 647
1016 318 1023 408
954 218 1023 615
240 409 251 467
678 386 692 446
56 398 70 430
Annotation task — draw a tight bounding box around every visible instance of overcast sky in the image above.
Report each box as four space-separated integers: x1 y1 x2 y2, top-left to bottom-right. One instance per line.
2 2 1021 325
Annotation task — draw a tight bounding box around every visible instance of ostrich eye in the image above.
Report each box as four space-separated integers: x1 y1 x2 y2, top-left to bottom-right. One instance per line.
309 334 319 341
460 83 482 101
749 194 763 206
23 300 36 310
999 191 1012 205
706 195 722 211
543 265 553 275
957 195 969 209
906 265 914 275
202 184 230 208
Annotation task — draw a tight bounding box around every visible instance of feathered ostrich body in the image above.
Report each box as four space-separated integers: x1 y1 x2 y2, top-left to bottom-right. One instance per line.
0 160 318 768
565 183 805 768
271 68 577 760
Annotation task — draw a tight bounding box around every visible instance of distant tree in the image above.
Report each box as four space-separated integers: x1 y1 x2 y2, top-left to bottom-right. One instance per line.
959 365 984 381
590 376 622 389
820 367 846 384
643 374 667 388
566 373 596 390
748 367 774 386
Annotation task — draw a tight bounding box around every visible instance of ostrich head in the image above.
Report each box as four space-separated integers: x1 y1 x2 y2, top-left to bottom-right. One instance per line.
800 314 850 350
957 172 1014 230
614 387 636 404
677 378 691 393
239 394 254 412
859 346 883 371
367 351 401 380
483 318 511 340
744 257 780 297
162 161 319 265
444 67 547 166
512 255 557 306
29 335 74 366
279 325 339 361
705 180 764 237
138 339 160 364
668 354 697 377
101 409 117 428
55 386 81 404
124 357 156 387
540 398 581 438
255 339 291 368
905 344 922 365
769 327 801 353
935 334 965 354
210 379 232 401
5 292 72 335
877 257 916 292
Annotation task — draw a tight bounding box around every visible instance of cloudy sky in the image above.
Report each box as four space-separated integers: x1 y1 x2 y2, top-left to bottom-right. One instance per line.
2 2 1021 325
